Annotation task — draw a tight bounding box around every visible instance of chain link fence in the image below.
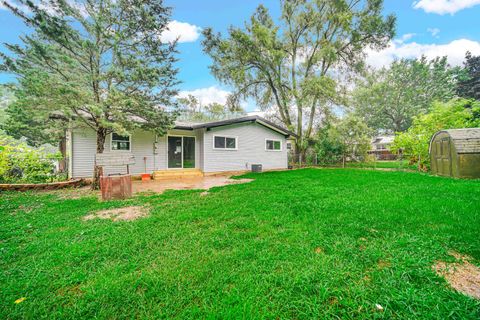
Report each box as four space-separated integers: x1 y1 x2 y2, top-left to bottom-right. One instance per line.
288 150 428 172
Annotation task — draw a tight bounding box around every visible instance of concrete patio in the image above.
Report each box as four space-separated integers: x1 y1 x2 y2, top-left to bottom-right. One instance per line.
132 174 254 194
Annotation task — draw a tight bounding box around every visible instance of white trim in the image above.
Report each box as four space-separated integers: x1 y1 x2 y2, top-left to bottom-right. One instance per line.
212 135 238 151
265 138 282 152
110 133 132 152
166 135 197 169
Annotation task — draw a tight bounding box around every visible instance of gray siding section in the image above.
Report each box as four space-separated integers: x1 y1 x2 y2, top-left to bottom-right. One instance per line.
202 122 288 173
71 128 202 178
71 128 157 178
71 129 96 178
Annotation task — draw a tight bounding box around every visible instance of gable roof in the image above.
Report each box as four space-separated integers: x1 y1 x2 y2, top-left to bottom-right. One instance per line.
372 135 395 145
174 116 297 138
430 128 480 154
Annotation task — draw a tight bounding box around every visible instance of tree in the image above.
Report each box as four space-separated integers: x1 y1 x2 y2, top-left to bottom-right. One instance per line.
315 114 372 165
1 0 179 188
1 82 70 171
457 51 480 101
353 56 458 133
0 85 14 125
177 94 245 121
202 0 395 156
391 99 480 169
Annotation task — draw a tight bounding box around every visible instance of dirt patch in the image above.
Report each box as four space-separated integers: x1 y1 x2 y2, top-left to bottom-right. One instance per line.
50 186 98 200
225 178 254 185
433 251 480 300
83 206 149 222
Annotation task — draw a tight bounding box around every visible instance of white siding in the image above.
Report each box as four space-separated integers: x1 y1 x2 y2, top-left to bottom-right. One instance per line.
71 123 288 178
71 128 203 178
71 129 97 178
202 122 288 173
71 128 157 178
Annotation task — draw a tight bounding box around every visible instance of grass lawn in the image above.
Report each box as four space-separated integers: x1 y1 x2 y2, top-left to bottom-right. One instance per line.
1 169 480 319
345 160 418 170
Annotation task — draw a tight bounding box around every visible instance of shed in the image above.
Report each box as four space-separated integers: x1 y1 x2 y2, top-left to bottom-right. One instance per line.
429 128 480 179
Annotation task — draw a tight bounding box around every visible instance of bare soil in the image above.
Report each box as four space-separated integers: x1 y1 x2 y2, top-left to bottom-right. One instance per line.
433 251 480 300
83 206 149 222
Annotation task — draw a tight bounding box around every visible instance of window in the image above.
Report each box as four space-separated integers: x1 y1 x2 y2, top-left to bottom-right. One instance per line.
213 136 237 150
111 133 131 151
266 139 282 151
287 142 292 150
376 144 388 151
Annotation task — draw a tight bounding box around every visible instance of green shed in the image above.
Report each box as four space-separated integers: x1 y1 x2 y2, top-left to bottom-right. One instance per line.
429 128 480 179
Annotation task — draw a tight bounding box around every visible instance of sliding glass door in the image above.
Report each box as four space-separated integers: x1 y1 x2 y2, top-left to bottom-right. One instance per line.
168 136 195 169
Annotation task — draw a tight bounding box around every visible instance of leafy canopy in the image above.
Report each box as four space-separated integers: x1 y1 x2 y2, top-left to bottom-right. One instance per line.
315 114 372 164
202 0 395 149
177 94 245 122
457 51 480 101
0 0 179 146
353 56 459 133
391 99 480 167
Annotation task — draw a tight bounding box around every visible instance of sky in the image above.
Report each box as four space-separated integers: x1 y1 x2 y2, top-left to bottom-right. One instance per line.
1 0 480 112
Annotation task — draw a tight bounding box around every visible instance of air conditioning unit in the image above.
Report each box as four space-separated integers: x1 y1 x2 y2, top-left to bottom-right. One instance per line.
251 164 262 173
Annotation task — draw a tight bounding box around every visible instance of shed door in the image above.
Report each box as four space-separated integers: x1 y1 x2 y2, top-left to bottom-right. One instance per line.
437 138 452 176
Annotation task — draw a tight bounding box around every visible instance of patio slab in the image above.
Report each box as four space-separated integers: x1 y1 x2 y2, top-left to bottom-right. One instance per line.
132 174 253 194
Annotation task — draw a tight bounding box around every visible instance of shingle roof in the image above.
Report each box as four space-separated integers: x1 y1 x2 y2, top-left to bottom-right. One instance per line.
174 115 297 138
431 128 480 154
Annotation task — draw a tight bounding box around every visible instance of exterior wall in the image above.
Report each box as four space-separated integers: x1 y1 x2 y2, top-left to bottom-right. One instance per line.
70 128 201 178
70 123 289 178
458 154 480 179
154 129 201 171
70 128 157 178
202 122 288 173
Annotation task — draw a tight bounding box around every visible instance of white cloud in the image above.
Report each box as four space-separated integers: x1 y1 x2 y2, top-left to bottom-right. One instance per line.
394 33 416 44
366 38 480 68
413 0 480 15
427 27 441 38
178 86 230 106
160 20 201 43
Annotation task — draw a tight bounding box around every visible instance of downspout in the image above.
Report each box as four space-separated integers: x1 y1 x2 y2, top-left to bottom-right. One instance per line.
67 129 73 179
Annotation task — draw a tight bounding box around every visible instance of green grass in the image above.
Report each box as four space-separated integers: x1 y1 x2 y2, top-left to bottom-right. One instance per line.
1 169 480 319
346 160 418 170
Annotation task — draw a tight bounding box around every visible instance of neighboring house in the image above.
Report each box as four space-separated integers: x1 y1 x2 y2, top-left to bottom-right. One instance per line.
67 116 296 179
368 135 396 160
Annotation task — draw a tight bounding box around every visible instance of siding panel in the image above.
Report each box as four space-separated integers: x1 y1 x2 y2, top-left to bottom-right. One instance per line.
203 122 288 173
72 128 203 178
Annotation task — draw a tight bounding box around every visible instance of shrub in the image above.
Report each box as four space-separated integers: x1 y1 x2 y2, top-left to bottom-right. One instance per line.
0 135 64 184
391 99 480 169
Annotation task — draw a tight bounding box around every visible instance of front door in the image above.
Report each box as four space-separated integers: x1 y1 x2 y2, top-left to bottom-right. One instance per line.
168 136 195 169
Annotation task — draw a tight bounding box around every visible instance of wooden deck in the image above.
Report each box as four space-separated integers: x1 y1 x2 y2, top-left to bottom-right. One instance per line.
153 168 203 180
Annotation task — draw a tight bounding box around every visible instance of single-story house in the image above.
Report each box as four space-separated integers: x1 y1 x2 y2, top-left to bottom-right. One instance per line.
67 116 296 179
368 135 396 160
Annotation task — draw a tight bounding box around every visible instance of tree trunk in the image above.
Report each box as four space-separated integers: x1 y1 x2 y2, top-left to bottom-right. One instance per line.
58 133 67 173
92 128 107 190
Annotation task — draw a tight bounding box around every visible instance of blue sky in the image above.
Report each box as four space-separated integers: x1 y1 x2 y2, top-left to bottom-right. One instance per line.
1 0 480 111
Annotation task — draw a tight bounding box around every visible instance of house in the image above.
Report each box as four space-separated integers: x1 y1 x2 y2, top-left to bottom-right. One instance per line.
368 135 396 160
67 116 296 179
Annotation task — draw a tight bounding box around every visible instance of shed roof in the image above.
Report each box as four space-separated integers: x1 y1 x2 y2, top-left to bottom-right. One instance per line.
430 128 480 154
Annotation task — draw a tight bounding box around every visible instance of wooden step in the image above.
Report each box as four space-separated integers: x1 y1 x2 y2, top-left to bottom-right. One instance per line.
153 169 203 180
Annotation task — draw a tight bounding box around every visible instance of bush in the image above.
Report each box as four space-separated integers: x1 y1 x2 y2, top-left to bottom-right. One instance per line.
391 99 480 169
0 135 64 184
